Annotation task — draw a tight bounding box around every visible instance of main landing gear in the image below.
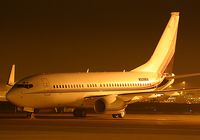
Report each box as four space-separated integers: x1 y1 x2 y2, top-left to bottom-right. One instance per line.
112 111 126 118
73 108 87 117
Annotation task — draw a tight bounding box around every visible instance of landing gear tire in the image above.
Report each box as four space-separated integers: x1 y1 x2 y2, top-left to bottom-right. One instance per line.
112 111 126 118
15 107 23 113
73 108 87 117
27 112 35 119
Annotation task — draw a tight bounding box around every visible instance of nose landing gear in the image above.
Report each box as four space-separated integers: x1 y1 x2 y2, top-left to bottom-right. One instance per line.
26 112 35 119
25 108 38 119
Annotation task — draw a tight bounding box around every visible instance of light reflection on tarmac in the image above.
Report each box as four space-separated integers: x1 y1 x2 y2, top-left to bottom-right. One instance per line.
0 114 200 140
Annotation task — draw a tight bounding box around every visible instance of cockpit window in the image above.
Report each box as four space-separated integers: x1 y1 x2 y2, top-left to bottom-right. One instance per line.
16 82 33 89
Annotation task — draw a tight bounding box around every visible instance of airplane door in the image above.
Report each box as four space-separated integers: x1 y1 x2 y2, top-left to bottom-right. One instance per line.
40 78 50 96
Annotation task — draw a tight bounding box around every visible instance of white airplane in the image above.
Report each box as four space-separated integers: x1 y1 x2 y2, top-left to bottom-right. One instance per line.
7 12 194 118
0 64 15 102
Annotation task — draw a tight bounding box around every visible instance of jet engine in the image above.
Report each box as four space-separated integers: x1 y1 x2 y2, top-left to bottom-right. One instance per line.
94 95 126 113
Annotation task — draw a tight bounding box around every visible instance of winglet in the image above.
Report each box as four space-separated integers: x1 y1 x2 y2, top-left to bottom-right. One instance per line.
7 64 15 86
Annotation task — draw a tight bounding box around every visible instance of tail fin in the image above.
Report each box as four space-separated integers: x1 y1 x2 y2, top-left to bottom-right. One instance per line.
131 12 179 75
7 64 15 86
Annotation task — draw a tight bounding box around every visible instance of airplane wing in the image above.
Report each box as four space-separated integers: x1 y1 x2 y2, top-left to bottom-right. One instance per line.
0 94 7 101
166 73 200 80
118 87 200 104
114 73 200 104
0 84 9 102
83 87 200 107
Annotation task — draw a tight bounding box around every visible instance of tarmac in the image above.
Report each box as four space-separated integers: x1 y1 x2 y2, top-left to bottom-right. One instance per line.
0 113 200 140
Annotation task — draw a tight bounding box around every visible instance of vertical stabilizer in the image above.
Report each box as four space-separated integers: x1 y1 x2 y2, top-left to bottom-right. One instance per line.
7 64 15 86
131 12 179 75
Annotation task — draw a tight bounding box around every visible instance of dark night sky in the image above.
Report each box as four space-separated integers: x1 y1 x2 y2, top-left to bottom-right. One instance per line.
0 0 200 82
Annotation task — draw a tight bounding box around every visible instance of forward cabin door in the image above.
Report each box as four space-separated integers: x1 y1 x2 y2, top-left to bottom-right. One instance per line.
40 78 50 96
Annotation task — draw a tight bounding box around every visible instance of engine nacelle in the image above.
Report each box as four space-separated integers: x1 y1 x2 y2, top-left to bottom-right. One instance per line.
94 95 126 113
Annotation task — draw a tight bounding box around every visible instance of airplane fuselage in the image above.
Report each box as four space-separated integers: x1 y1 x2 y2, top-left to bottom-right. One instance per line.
8 72 163 108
